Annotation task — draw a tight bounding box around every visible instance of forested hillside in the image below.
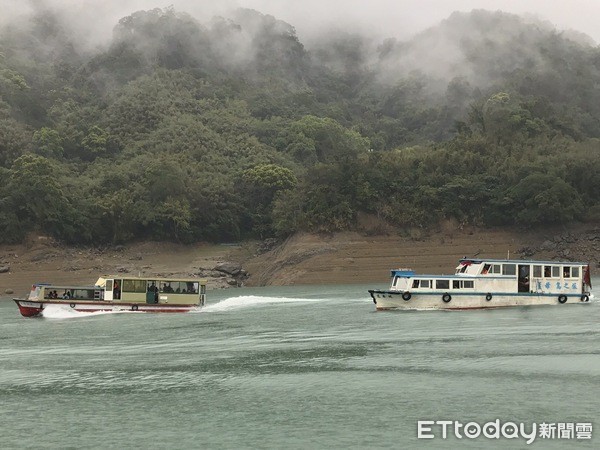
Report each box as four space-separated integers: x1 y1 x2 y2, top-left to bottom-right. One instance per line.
1 6 599 244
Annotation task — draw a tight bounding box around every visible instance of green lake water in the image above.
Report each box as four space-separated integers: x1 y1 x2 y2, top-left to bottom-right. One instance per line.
1 283 599 449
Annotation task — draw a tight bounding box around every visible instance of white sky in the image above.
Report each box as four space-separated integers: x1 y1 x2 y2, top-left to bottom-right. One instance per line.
3 0 600 45
229 0 600 44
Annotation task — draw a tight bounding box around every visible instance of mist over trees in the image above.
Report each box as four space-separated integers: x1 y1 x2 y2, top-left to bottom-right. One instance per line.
0 6 599 244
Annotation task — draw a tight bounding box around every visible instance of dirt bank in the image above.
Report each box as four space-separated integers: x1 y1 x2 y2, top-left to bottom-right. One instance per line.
243 224 600 286
0 238 254 296
1 223 598 296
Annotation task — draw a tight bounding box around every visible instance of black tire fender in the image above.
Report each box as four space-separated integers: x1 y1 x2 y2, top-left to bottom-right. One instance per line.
132 304 139 311
69 303 76 308
485 293 492 301
402 291 411 301
581 294 589 302
558 295 567 304
442 293 452 303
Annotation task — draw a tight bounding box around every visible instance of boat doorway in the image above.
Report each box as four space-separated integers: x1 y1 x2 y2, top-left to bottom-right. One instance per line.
105 278 114 301
146 280 159 304
518 265 530 293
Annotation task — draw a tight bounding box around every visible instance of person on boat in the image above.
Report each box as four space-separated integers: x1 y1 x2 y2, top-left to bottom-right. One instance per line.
163 282 173 293
113 280 121 299
62 290 71 299
148 282 159 303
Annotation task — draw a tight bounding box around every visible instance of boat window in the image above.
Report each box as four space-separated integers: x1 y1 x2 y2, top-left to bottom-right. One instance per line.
552 266 560 278
420 280 430 288
123 279 146 293
463 280 474 289
44 287 59 299
453 280 460 289
533 265 542 277
481 264 491 274
160 281 175 293
71 289 96 300
31 285 42 300
544 266 552 277
436 280 450 289
491 264 501 274
412 280 420 288
452 280 474 289
563 267 571 278
160 281 199 294
572 267 580 278
188 282 199 294
502 264 516 276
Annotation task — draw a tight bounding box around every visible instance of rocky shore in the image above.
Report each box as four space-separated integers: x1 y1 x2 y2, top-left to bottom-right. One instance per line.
0 239 255 296
242 225 600 287
1 224 599 296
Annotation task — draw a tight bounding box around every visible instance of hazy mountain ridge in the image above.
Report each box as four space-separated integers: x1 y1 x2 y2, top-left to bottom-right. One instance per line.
0 6 599 245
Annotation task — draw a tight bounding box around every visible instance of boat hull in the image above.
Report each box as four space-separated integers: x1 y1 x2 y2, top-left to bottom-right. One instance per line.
14 300 45 317
368 290 592 310
13 299 201 317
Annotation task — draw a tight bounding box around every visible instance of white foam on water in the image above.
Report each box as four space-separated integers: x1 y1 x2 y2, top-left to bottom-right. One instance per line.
38 296 319 318
40 304 130 319
199 295 320 313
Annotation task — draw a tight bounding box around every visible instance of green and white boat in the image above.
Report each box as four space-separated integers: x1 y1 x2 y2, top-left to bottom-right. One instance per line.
14 275 207 317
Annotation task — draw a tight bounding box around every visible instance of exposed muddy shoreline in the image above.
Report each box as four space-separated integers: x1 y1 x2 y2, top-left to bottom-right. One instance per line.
2 224 599 297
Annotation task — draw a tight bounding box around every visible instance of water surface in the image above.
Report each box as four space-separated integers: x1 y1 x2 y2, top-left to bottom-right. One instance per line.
1 283 599 448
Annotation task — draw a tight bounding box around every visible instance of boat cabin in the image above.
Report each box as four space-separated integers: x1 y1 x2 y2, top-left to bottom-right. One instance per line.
29 275 207 306
388 259 591 296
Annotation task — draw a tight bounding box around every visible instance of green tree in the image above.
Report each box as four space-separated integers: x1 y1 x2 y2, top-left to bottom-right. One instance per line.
0 115 31 167
6 154 77 239
506 173 583 225
33 127 63 158
97 189 137 244
239 163 297 237
81 126 109 160
283 115 370 164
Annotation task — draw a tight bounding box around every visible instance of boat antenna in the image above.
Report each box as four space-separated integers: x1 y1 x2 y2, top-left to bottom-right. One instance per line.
507 250 510 260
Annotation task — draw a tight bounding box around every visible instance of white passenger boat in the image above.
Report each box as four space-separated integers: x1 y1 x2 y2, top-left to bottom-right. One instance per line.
13 275 207 317
368 258 592 310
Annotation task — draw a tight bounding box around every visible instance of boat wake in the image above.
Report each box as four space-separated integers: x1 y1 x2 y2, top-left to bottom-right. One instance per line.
199 295 320 313
37 296 319 318
40 304 131 319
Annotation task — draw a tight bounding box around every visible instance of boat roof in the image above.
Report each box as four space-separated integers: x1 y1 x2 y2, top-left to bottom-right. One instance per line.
34 276 207 289
391 269 415 275
459 258 589 266
100 275 206 282
35 284 99 289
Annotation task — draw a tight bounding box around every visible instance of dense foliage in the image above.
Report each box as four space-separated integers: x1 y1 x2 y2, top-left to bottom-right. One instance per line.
0 7 599 244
